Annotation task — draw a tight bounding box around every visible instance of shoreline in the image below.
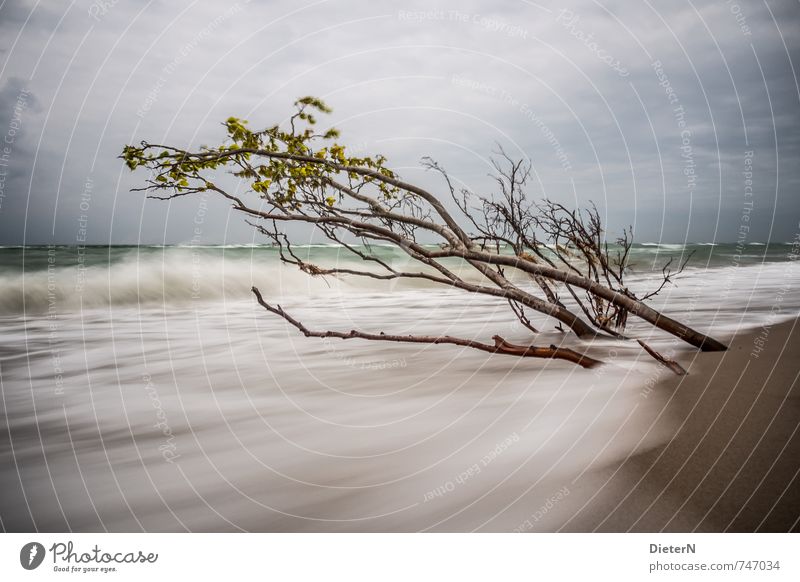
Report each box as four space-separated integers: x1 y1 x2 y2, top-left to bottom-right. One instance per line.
565 318 800 532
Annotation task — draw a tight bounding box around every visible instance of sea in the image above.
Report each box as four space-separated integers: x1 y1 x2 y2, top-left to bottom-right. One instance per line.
1 242 798 531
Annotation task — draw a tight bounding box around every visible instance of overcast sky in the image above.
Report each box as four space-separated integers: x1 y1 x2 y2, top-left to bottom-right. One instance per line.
0 0 798 245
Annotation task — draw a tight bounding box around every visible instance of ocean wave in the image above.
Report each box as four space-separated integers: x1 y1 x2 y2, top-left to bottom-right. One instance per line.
0 250 445 315
1 245 797 316
637 243 687 250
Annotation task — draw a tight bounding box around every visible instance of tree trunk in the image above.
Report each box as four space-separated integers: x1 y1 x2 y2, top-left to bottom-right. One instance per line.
465 258 599 338
455 251 728 352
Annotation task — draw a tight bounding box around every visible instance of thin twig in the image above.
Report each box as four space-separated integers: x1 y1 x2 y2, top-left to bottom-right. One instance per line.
637 339 687 376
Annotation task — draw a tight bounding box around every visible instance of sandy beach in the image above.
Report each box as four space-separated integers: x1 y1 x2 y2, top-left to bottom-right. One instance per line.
564 318 800 532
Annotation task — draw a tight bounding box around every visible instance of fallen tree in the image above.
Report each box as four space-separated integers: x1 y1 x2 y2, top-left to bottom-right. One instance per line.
122 96 727 369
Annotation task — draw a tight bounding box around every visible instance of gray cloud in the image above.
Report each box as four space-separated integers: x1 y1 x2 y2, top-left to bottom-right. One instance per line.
0 0 798 244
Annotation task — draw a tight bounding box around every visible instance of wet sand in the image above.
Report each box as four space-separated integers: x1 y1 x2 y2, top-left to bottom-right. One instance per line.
563 318 800 532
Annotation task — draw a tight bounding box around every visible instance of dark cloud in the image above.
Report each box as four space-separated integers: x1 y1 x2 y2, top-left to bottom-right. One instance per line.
0 0 798 244
0 0 35 26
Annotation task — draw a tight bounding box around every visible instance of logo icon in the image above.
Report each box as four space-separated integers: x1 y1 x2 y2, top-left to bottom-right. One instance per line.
20 542 46 570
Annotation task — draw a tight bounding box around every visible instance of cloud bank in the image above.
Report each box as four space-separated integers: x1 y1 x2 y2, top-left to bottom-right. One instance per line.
0 0 798 244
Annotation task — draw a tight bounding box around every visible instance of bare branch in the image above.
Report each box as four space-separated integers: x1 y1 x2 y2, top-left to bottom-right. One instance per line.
637 339 687 376
508 299 539 333
251 287 603 368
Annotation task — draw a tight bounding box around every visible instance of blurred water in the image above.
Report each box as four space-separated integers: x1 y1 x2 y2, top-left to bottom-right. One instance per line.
0 245 798 531
0 242 793 314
